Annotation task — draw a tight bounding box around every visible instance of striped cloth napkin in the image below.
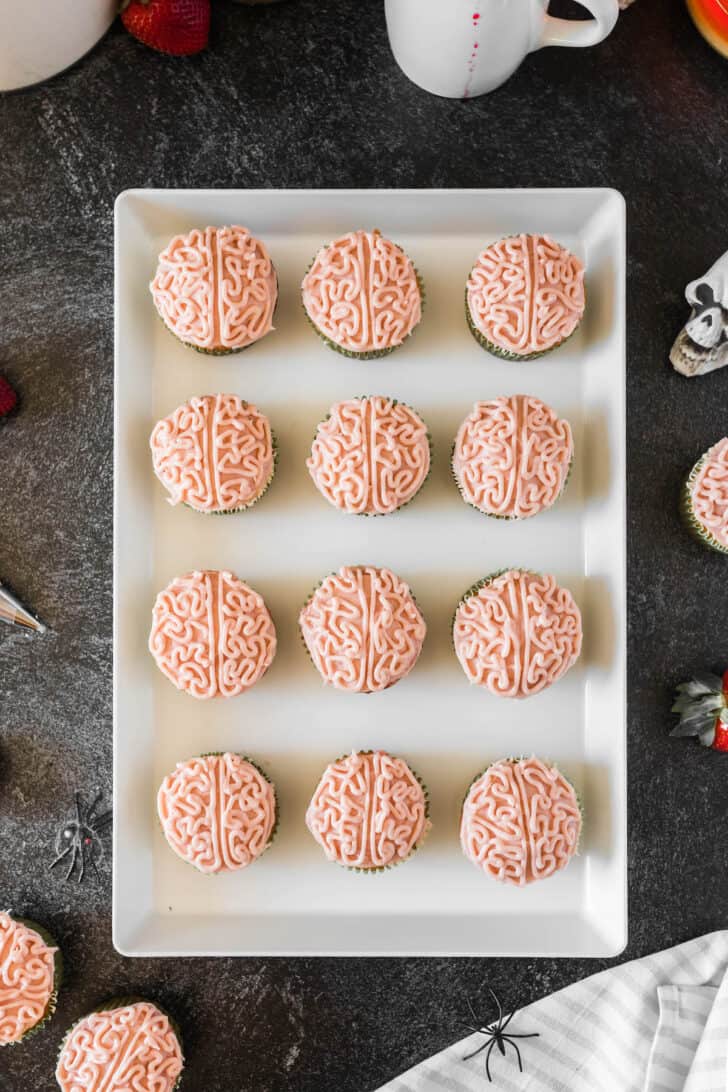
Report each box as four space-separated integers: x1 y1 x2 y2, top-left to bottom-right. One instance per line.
378 932 728 1092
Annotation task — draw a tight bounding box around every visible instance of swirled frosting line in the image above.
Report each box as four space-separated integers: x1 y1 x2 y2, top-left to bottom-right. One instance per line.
460 757 581 885
149 570 277 700
453 570 582 698
301 230 422 354
299 565 426 693
452 395 573 519
688 437 728 548
467 235 585 356
0 913 57 1045
150 394 275 513
56 1001 183 1092
158 753 276 874
308 396 430 515
150 225 277 352
306 751 429 869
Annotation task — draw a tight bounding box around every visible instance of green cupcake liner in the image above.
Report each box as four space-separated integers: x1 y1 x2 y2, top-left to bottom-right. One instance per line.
309 396 433 517
450 438 573 520
58 997 184 1091
681 453 728 555
1 916 62 1046
318 750 431 874
464 279 583 362
158 752 279 875
302 245 425 360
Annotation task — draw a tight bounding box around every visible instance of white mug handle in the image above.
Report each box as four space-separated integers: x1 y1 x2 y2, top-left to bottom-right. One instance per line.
535 0 619 50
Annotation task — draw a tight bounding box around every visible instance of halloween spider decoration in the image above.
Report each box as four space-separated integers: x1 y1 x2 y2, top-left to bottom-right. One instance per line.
49 790 112 882
463 990 539 1082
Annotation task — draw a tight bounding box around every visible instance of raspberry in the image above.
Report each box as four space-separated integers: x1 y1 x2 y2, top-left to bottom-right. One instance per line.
0 376 18 418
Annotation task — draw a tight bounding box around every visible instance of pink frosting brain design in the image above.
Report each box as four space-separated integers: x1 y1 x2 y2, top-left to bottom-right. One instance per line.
150 394 274 513
453 395 573 519
306 751 428 869
689 437 728 548
308 396 430 515
0 913 57 1045
150 225 277 352
461 757 582 885
299 565 426 693
56 1001 183 1092
467 234 585 356
158 753 276 874
301 230 421 354
149 570 276 699
453 570 582 698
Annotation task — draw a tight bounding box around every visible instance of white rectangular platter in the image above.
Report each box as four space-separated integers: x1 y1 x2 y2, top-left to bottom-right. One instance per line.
114 188 626 957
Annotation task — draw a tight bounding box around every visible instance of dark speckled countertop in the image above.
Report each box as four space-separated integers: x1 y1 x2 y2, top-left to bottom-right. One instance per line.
0 1 726 1089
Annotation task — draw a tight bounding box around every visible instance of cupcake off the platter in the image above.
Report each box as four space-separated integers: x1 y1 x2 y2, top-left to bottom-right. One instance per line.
150 393 276 514
466 234 585 360
452 394 573 519
301 229 423 358
299 565 426 693
150 224 277 354
308 395 431 515
453 569 582 698
56 999 184 1092
306 750 429 872
149 569 277 699
460 756 582 885
682 437 728 554
158 752 277 874
0 911 61 1046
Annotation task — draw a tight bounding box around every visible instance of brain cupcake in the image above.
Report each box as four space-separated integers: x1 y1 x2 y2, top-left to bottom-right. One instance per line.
453 569 582 698
301 229 423 358
158 752 277 874
0 912 60 1046
299 565 426 693
149 569 277 699
150 224 277 354
306 750 429 871
466 234 585 360
56 1000 183 1091
308 396 431 515
150 394 276 514
452 394 573 519
682 437 728 554
460 757 582 885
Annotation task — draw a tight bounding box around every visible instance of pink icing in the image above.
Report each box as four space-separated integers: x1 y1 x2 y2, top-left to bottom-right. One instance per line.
299 565 426 693
689 437 728 547
460 757 581 885
0 913 56 1045
158 753 276 874
149 570 276 700
150 225 276 351
453 570 582 698
306 751 428 869
467 234 585 355
150 394 274 513
307 396 430 515
56 1001 183 1092
452 395 572 519
301 230 421 353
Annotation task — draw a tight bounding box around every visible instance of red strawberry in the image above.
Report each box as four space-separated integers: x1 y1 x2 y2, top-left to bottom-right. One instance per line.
671 671 728 751
0 376 18 418
120 0 210 57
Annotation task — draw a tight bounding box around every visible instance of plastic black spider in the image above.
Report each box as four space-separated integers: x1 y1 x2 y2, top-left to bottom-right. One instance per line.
463 990 540 1082
49 790 112 883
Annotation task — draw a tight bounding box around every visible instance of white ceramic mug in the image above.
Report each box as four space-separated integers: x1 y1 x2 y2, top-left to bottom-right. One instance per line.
0 0 115 92
385 0 620 98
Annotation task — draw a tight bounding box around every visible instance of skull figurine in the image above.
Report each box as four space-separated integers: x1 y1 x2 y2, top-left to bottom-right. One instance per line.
671 249 728 377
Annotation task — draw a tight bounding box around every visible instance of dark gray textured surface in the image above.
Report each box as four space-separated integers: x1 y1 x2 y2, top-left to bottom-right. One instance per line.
0 1 726 1088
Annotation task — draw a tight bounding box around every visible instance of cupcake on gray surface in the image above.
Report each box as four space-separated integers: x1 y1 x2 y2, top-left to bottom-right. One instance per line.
0 911 61 1046
682 437 728 554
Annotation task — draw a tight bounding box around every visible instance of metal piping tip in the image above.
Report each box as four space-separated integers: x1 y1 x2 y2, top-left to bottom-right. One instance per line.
0 583 47 634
